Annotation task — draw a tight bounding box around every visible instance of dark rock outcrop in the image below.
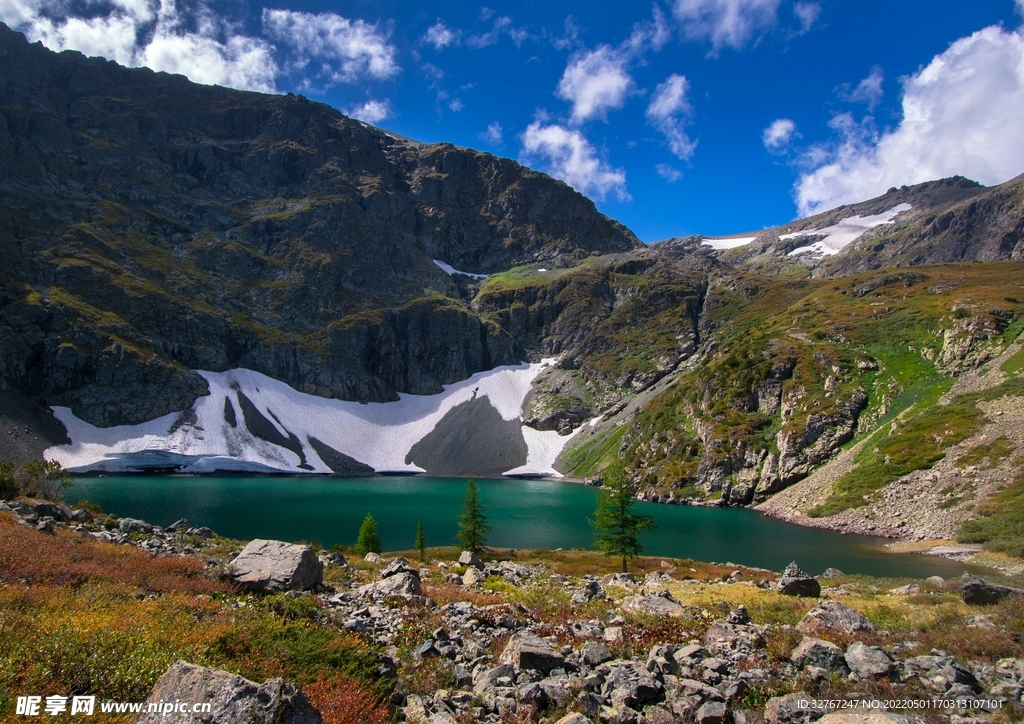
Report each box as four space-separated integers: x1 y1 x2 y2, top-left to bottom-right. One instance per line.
960 573 1024 605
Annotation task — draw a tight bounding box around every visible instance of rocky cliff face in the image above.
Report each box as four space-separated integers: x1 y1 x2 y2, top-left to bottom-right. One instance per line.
0 24 640 427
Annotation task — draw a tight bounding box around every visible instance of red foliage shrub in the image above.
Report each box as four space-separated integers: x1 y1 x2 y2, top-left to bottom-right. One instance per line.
0 513 230 593
303 673 391 724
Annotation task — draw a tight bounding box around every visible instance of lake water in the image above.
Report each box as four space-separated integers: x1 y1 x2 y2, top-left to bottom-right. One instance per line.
69 475 974 579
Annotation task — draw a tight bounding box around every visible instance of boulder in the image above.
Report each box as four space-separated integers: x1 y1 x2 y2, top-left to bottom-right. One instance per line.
888 583 919 595
790 637 847 671
381 557 418 579
845 642 893 678
621 594 686 618
580 641 614 666
776 562 820 597
960 573 1024 605
764 693 821 724
459 551 484 569
817 713 907 724
360 572 422 598
463 567 486 586
796 601 875 636
696 701 729 724
136 660 321 723
925 576 945 587
821 568 844 579
555 715 593 724
498 631 565 673
364 552 383 564
572 579 606 604
119 517 154 534
230 540 323 593
167 518 190 532
704 621 765 655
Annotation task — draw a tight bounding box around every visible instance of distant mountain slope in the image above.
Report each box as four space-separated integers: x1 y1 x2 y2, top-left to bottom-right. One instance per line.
0 23 639 428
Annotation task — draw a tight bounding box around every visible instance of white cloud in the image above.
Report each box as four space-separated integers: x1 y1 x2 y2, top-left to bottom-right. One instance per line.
796 26 1024 216
673 0 782 52
792 2 820 33
840 66 884 110
481 121 503 145
646 73 697 160
5 0 278 92
762 117 796 149
520 121 629 201
449 98 464 112
656 163 683 182
262 9 398 85
466 15 526 49
551 15 580 51
346 99 390 124
423 20 459 50
557 45 634 124
623 4 672 54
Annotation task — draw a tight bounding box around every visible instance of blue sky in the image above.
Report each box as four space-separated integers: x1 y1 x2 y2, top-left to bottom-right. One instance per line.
3 0 1024 240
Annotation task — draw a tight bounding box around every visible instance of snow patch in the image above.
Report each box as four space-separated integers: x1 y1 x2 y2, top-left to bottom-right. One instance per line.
502 425 581 478
588 415 603 427
46 360 574 475
701 236 756 250
784 203 912 257
433 259 488 280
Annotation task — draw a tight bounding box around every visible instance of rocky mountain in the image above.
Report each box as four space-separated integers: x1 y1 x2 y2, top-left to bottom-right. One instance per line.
0 23 639 432
2 23 1024 552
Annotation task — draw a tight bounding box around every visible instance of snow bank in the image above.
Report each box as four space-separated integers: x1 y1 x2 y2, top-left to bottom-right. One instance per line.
502 425 581 478
785 204 911 257
433 259 488 280
701 236 756 250
46 360 580 476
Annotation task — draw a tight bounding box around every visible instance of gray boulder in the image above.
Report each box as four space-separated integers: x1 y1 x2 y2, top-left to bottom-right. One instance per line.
796 601 875 636
555 715 593 724
845 642 893 678
230 539 324 593
790 637 847 671
360 572 422 598
961 573 1024 605
380 557 418 579
119 517 154 534
499 631 565 673
621 594 686 617
167 518 190 532
696 701 729 724
136 660 322 723
777 562 820 597
580 641 614 666
463 567 486 586
704 620 765 655
459 551 484 569
764 692 821 724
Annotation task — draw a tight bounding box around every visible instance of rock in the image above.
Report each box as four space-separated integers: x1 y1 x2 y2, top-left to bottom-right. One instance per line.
166 518 189 532
888 583 919 595
188 527 215 539
360 572 422 598
603 626 623 643
30 500 71 522
726 605 750 625
777 562 820 597
363 552 383 564
459 551 484 569
69 508 92 522
381 557 418 579
230 540 323 593
573 579 606 604
845 642 893 678
499 631 565 674
413 640 440 661
119 517 154 534
960 573 1024 605
790 637 847 671
555 715 593 724
462 567 487 586
581 641 614 666
621 594 685 617
36 518 56 534
796 601 875 636
817 713 907 724
696 701 729 724
821 568 844 579
764 693 821 724
136 660 321 723
704 621 765 655
603 572 637 588
925 576 945 587
902 656 980 693
473 664 516 692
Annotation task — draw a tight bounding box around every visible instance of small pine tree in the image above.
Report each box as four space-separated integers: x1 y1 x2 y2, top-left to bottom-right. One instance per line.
415 519 427 561
590 462 656 573
456 478 490 556
354 513 382 556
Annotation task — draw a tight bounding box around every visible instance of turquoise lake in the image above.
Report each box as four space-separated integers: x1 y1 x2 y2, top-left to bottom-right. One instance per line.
69 475 975 579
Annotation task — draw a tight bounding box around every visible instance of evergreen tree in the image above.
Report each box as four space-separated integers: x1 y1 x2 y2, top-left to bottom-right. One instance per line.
415 519 427 561
456 478 490 555
590 462 656 573
354 513 382 555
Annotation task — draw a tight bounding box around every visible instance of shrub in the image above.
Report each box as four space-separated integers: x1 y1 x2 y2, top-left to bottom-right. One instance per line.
303 673 390 724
